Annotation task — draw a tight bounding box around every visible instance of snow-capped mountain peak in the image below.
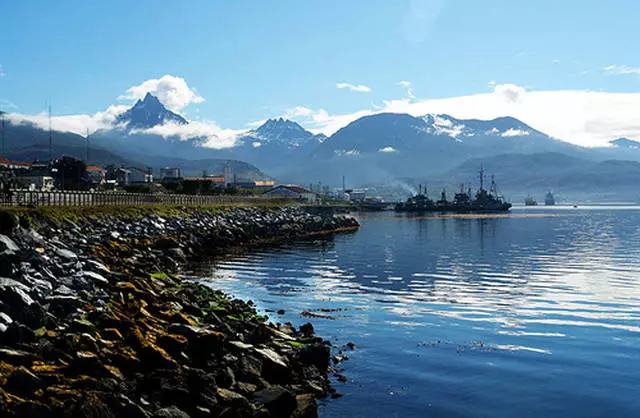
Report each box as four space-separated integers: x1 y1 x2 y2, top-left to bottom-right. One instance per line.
245 118 317 149
116 93 187 129
419 113 533 140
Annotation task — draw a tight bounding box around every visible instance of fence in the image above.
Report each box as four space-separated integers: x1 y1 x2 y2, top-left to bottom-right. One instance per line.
0 189 295 207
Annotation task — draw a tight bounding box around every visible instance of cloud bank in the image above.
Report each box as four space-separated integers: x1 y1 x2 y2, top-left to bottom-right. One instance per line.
6 74 640 149
283 84 640 147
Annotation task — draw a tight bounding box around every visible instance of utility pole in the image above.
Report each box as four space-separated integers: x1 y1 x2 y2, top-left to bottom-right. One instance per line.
48 102 53 164
85 129 90 163
1 111 5 160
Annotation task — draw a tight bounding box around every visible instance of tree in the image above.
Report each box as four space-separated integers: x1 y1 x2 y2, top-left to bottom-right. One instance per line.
52 156 87 190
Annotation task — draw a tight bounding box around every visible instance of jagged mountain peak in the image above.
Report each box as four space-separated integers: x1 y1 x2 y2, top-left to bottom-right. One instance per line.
248 118 315 148
117 93 187 129
255 118 309 135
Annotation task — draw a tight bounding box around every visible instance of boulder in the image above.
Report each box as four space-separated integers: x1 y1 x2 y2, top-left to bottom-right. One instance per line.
292 394 318 418
251 386 297 417
152 406 190 418
5 366 42 396
0 234 20 252
54 247 78 261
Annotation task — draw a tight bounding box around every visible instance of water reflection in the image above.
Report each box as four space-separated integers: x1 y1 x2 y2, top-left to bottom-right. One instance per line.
191 209 640 417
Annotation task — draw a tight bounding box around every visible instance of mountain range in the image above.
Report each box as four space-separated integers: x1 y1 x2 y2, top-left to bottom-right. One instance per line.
3 94 640 201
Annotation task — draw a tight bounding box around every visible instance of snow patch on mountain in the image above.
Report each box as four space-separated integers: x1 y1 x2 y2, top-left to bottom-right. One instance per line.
501 128 531 137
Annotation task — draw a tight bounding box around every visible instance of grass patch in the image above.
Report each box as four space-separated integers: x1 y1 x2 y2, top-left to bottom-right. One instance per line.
150 272 170 280
0 201 297 231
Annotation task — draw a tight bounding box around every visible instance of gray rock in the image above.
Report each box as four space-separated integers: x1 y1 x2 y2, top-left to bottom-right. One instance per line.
254 347 288 368
152 406 190 418
54 247 78 261
252 386 297 417
0 277 35 306
84 259 111 274
0 347 37 365
83 270 109 285
0 312 13 325
0 235 20 252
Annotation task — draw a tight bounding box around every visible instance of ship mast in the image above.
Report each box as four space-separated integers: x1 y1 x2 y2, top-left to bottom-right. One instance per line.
490 174 497 197
478 166 485 192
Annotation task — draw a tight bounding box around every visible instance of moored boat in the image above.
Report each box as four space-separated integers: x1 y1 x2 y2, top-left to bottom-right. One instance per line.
545 191 555 206
395 168 511 213
525 194 538 206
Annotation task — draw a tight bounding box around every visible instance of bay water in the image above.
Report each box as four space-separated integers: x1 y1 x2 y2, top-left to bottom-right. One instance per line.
191 208 640 417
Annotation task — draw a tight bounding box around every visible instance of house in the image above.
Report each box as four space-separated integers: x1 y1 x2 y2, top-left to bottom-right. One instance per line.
254 180 275 189
160 167 181 181
114 168 131 186
226 178 276 189
15 174 54 191
85 165 107 186
13 161 54 191
263 185 317 202
127 167 153 184
0 159 32 171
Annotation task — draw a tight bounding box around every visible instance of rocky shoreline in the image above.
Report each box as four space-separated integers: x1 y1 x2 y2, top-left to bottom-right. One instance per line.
0 205 359 417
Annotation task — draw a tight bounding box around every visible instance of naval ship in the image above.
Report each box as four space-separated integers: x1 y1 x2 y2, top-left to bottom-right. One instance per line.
395 168 512 213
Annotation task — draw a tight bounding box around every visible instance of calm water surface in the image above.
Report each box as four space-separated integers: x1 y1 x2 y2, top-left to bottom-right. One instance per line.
191 207 640 417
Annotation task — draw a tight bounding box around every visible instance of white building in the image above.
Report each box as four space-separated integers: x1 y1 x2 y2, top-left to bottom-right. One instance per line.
264 185 317 202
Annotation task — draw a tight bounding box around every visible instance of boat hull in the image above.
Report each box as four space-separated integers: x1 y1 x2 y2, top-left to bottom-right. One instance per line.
395 203 512 213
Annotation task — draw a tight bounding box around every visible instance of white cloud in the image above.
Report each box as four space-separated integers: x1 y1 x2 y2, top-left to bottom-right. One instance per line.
285 106 316 117
252 142 262 148
379 146 398 153
336 83 372 93
603 64 640 76
8 72 640 150
0 65 5 77
246 119 267 129
6 104 128 137
117 74 204 111
398 80 412 87
3 75 245 149
131 120 245 149
493 83 526 103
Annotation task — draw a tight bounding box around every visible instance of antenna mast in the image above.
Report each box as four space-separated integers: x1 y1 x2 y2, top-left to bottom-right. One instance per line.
479 166 485 191
85 129 90 163
48 102 53 163
1 111 5 159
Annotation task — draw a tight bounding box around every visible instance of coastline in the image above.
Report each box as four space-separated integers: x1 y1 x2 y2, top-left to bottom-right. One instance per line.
0 205 359 417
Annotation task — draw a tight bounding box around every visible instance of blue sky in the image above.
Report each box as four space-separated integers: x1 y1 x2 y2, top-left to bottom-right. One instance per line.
1 0 640 146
